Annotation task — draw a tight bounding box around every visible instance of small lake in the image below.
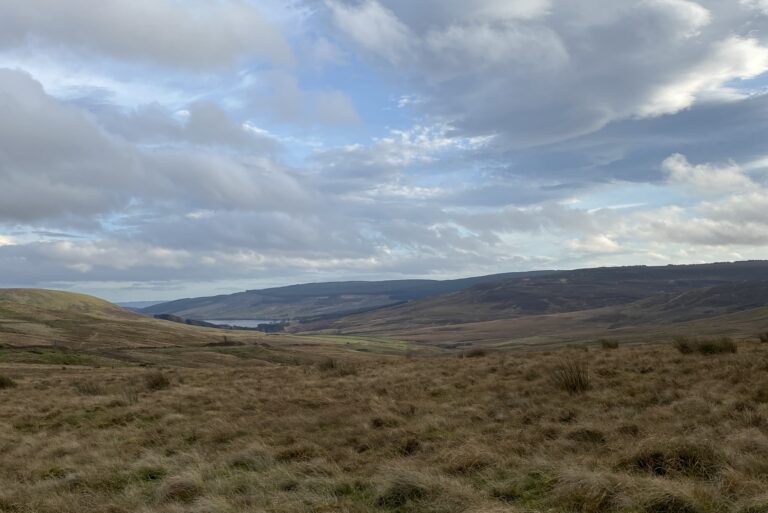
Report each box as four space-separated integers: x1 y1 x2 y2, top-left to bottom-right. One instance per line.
204 319 280 328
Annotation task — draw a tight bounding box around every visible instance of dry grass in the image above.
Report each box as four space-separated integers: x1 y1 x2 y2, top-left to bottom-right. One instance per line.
1 341 768 512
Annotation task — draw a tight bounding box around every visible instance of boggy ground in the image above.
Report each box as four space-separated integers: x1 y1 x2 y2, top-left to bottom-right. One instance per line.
2 341 768 513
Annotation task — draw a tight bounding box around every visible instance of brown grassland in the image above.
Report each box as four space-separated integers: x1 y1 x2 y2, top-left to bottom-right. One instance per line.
3 338 768 513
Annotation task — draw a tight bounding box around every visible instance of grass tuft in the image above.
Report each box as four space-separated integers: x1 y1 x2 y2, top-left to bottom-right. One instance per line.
135 466 167 482
0 374 16 389
228 446 273 471
623 439 723 478
462 347 488 358
73 380 105 396
643 493 701 513
375 476 428 509
157 476 202 503
551 359 590 394
552 470 620 513
673 336 737 355
144 371 171 391
316 357 358 376
567 428 607 445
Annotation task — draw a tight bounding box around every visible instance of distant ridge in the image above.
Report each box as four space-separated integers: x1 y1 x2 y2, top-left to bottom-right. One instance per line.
117 300 165 310
141 271 554 320
295 260 768 333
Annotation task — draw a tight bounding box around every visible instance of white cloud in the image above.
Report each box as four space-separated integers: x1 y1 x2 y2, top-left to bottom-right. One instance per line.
327 0 768 145
0 0 293 69
642 0 712 39
662 153 758 194
0 69 311 223
638 37 768 117
567 235 622 254
326 0 414 64
742 0 768 15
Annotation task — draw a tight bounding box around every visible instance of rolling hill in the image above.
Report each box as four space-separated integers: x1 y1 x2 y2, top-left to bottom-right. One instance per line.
141 271 552 320
296 261 768 343
0 289 421 367
0 288 258 350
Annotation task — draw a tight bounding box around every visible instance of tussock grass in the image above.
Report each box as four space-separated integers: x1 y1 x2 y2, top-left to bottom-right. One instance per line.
673 336 737 355
461 347 488 358
73 380 105 396
567 427 607 445
2 340 768 512
551 358 590 394
316 357 358 376
622 438 724 478
551 469 622 513
0 374 16 389
375 475 428 508
737 495 768 513
600 338 620 349
643 492 700 513
143 370 171 391
158 475 203 503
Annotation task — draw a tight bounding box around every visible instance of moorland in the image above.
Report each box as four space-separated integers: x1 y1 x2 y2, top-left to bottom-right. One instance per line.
3 335 768 512
2 262 768 513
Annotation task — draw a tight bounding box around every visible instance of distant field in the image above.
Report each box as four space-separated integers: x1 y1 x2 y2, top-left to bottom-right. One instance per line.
3 340 768 512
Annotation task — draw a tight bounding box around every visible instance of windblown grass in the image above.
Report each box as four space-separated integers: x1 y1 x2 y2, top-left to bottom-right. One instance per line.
0 340 766 512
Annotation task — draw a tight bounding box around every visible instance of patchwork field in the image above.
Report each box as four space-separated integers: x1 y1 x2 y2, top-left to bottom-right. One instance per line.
3 338 768 513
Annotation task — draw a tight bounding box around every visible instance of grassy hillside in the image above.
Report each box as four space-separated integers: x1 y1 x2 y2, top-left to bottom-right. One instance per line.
3 340 768 512
300 261 768 334
142 271 551 321
0 289 418 368
0 288 255 350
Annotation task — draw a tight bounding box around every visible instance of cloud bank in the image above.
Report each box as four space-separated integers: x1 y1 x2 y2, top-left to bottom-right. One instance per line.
0 0 767 300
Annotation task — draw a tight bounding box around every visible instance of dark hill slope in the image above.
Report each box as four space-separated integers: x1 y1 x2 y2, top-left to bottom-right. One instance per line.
586 280 768 327
298 261 768 333
141 271 552 320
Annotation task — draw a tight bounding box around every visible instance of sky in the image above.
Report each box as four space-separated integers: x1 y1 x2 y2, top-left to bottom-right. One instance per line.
1 0 768 301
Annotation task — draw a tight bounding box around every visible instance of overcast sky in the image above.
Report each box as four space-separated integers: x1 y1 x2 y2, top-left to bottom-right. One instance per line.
1 0 768 301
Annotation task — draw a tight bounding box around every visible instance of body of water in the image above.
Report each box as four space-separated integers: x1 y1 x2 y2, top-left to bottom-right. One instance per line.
204 319 280 328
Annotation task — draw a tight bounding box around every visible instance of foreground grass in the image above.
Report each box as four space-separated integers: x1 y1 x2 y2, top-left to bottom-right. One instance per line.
2 342 768 512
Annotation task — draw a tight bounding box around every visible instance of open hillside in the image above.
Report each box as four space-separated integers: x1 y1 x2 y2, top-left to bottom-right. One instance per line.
0 288 255 350
142 272 550 321
299 261 768 337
